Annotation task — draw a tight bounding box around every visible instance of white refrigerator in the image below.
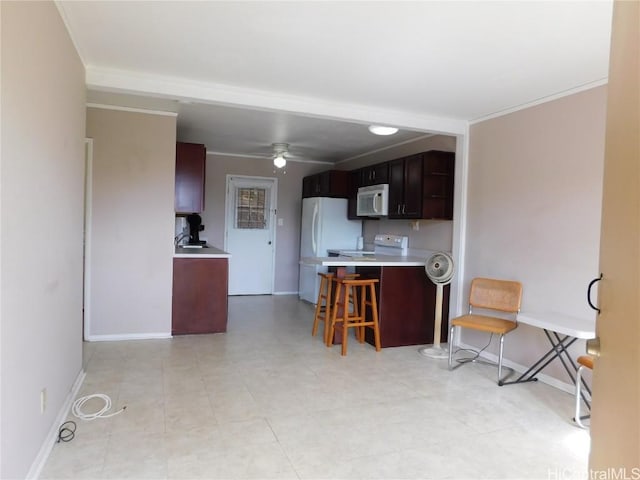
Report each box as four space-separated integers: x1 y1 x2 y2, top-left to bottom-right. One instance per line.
298 197 362 304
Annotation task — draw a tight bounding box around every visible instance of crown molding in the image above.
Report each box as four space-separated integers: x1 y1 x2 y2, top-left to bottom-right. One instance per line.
86 103 178 117
336 133 436 165
470 79 608 124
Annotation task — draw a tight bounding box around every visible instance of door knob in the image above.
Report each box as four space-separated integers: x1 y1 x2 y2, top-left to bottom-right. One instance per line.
586 337 601 357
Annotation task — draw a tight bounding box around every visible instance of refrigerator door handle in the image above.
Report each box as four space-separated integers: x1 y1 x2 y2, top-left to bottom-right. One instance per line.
311 202 319 255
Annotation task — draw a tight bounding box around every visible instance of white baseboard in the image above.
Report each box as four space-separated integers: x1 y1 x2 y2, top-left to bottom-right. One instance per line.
272 291 298 296
85 332 172 342
457 341 575 394
27 369 86 480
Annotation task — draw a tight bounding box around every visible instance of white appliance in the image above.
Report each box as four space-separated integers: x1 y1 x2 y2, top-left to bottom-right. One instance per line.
357 184 389 217
327 234 408 257
372 233 408 255
299 197 362 303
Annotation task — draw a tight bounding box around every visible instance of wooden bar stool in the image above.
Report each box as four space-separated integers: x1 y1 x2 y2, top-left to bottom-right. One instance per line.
328 278 381 356
574 354 594 428
311 272 334 344
312 272 360 344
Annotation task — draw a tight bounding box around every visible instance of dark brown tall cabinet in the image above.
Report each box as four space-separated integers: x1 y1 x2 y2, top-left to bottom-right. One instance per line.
388 154 424 219
175 142 206 213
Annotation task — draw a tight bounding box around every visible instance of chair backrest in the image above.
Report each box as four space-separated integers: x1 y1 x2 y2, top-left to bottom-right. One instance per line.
469 277 523 314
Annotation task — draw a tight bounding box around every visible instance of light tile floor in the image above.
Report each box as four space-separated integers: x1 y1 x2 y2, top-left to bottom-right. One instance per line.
41 295 590 479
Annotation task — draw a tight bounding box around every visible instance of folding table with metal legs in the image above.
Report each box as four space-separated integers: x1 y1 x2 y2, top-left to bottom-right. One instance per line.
499 312 596 408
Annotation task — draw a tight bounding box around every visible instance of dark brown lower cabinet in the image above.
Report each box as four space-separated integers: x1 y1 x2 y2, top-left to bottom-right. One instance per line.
172 258 228 334
357 266 450 348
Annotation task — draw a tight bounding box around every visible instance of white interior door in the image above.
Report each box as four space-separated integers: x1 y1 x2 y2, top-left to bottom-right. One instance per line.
225 175 276 295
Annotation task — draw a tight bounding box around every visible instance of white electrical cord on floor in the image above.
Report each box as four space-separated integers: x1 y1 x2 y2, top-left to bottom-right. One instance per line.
71 394 126 421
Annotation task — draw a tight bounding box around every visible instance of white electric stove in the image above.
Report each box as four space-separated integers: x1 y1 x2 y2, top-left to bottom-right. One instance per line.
330 234 409 258
372 234 408 256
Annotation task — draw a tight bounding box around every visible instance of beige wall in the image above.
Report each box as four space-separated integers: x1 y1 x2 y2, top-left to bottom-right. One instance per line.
464 86 607 381
202 155 327 293
1 2 86 478
86 108 176 338
340 134 457 252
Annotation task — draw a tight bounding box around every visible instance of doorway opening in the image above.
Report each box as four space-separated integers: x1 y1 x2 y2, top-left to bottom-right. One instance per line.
82 138 93 350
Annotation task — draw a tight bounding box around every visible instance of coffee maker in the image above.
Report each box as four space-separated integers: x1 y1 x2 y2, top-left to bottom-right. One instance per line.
186 213 205 245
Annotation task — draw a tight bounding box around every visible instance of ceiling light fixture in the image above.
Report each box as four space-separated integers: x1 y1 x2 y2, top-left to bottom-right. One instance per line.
368 125 399 136
272 143 289 169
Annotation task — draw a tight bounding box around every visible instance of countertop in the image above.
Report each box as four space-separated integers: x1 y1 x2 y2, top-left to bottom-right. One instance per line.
174 245 231 259
300 255 429 267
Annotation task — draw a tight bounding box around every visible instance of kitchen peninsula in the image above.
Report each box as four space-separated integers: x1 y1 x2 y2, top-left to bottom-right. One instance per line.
301 254 449 347
173 246 231 335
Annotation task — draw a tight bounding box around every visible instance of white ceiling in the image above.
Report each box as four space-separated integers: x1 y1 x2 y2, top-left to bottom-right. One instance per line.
58 1 613 164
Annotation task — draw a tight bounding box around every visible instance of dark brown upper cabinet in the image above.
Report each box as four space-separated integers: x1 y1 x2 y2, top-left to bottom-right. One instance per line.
388 154 424 219
359 162 389 187
175 142 206 213
302 170 349 198
347 170 360 219
422 150 455 220
388 151 455 220
346 162 389 219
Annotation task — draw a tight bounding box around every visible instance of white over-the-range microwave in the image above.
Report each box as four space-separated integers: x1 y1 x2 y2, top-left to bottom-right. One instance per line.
356 184 389 216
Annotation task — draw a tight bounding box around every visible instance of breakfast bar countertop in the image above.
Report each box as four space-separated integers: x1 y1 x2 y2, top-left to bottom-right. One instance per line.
300 255 429 267
174 245 231 258
302 250 448 349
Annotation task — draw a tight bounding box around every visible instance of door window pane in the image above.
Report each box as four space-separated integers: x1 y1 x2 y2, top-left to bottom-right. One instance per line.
235 187 268 229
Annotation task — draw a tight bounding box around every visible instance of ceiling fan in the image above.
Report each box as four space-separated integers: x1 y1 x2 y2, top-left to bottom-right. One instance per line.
246 142 313 167
272 143 289 169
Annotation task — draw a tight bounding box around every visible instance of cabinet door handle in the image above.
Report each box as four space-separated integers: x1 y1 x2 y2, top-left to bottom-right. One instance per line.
587 273 602 314
402 204 406 214
397 204 401 214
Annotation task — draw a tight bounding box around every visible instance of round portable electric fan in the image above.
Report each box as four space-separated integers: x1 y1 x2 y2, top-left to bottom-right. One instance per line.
419 252 454 359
